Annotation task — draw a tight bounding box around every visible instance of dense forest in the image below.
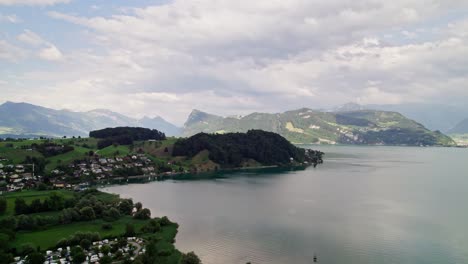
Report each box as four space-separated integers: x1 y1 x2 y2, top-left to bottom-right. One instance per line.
172 130 317 168
89 127 166 149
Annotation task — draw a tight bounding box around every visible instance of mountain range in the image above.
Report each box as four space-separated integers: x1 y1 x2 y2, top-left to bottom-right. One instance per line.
182 108 455 146
332 102 468 133
0 101 181 137
0 101 462 146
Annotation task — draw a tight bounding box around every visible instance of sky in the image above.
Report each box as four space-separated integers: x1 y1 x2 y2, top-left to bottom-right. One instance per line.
1 0 468 125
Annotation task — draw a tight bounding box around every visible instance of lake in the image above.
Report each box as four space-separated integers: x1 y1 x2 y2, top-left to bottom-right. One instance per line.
101 146 468 264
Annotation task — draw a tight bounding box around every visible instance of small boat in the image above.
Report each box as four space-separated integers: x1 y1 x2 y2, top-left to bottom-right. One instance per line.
313 254 318 263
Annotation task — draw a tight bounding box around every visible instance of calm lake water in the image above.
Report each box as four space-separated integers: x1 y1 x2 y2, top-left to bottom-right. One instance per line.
102 146 468 264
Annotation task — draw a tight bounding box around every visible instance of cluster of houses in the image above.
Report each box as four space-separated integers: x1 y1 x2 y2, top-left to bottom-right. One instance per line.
0 153 184 193
13 237 146 264
0 162 37 192
68 154 157 179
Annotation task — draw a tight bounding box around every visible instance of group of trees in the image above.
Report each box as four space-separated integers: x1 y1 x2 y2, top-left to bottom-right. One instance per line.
31 142 74 157
173 130 308 167
0 186 200 263
89 127 166 149
14 192 70 215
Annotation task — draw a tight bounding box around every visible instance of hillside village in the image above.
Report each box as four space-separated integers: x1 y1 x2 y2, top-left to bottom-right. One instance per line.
0 151 185 193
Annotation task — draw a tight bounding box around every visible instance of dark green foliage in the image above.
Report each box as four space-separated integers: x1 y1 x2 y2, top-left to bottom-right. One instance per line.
180 251 202 264
124 223 136 237
0 198 6 214
0 216 17 230
0 252 14 264
90 127 166 140
89 127 166 149
119 199 134 215
0 233 9 250
101 223 113 230
29 199 42 213
17 215 37 230
56 232 101 248
26 252 45 264
133 208 151 220
173 130 307 167
31 142 74 157
100 255 112 264
23 156 47 174
160 216 171 226
113 167 143 177
140 219 160 233
79 239 91 250
102 207 121 222
135 202 142 212
19 243 35 256
79 206 96 220
71 246 86 264
15 198 29 215
59 208 80 224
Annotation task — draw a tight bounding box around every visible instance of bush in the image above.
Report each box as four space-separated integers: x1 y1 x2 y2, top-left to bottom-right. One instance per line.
79 206 96 221
56 238 69 248
0 198 6 214
133 208 151 220
124 224 135 237
25 252 45 264
100 255 112 264
103 207 121 222
19 243 35 257
118 199 133 215
80 239 91 250
140 219 160 233
101 223 113 230
17 215 37 230
15 198 29 215
160 216 171 226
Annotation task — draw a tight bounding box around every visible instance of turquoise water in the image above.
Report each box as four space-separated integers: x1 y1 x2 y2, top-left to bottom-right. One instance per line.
102 146 468 264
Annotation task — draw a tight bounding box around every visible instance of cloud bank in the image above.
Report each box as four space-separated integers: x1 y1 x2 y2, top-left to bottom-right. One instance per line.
1 0 468 124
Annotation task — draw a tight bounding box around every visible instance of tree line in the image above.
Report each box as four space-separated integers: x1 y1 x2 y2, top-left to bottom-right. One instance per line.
89 127 166 149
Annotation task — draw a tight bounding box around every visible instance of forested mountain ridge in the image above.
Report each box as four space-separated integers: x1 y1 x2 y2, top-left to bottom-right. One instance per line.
182 108 456 146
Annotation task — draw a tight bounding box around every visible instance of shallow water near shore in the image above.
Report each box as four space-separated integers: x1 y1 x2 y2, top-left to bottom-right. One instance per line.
102 146 468 264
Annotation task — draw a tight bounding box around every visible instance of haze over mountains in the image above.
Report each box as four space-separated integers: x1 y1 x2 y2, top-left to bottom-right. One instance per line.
0 101 180 137
1 101 466 146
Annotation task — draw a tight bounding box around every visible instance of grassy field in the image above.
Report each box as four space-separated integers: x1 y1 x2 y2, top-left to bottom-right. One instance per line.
0 146 42 163
12 216 151 250
97 145 131 158
1 190 74 216
45 146 91 172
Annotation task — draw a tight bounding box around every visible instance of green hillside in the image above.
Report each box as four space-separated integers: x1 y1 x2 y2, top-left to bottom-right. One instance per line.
183 108 456 146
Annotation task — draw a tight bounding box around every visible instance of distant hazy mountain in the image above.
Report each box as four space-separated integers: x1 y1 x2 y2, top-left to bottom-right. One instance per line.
448 118 468 134
182 108 455 146
330 102 367 112
138 116 181 136
362 103 468 132
0 101 181 137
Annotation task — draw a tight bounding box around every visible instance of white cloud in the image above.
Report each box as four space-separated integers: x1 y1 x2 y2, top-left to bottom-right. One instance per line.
38 44 63 61
0 0 69 6
0 40 27 61
0 13 20 23
3 0 468 123
17 29 46 46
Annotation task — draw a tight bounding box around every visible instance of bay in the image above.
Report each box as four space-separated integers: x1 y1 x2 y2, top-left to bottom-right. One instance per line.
102 146 468 264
